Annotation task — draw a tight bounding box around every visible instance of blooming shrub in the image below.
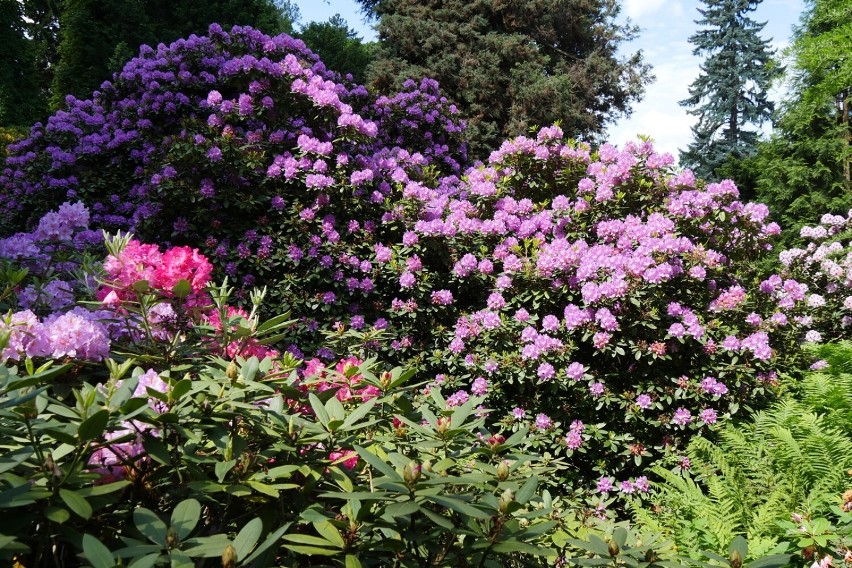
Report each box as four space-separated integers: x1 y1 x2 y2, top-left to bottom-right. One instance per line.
385 128 811 493
0 25 466 366
778 212 852 342
0 24 821 504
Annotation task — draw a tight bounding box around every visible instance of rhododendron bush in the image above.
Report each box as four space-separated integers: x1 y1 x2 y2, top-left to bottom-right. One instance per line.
0 25 821 503
0 205 562 566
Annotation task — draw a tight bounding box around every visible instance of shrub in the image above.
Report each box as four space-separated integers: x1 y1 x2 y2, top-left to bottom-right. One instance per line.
0 205 559 567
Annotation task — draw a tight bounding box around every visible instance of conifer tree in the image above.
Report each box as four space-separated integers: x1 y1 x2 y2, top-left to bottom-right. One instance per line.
0 0 47 127
298 15 375 83
753 0 852 244
356 0 651 157
679 0 779 179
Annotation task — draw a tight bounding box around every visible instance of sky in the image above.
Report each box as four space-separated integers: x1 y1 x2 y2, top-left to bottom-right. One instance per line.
291 0 806 160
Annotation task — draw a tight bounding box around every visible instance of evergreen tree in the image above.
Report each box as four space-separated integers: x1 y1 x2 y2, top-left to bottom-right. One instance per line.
298 15 375 83
679 0 780 180
21 0 64 112
356 0 651 156
0 0 47 127
753 0 852 244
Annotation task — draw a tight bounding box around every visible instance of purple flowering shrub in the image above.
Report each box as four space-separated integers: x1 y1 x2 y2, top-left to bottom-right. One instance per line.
0 24 827 504
0 24 467 363
386 127 811 493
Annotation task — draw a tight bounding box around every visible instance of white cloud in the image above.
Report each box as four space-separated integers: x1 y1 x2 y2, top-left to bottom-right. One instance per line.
624 0 668 20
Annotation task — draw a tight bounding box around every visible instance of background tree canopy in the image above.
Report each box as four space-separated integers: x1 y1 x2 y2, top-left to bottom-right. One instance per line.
356 0 653 157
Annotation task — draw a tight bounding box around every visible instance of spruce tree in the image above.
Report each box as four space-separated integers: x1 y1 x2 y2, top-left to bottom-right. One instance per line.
679 0 779 180
356 0 651 157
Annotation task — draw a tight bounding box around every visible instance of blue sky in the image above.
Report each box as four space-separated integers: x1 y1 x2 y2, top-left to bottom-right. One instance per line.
291 0 805 159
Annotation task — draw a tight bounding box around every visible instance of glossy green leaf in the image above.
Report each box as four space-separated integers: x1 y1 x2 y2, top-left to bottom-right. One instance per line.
59 488 92 520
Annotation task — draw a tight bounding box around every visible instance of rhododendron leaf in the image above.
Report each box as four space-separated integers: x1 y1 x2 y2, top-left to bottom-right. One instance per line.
353 445 399 480
345 555 363 568
76 480 130 497
309 393 330 428
131 280 150 293
60 488 92 520
256 313 295 335
240 357 259 382
426 495 490 519
169 378 192 401
0 446 33 474
490 541 551 555
171 279 191 299
170 499 201 541
233 517 263 560
313 520 345 548
44 506 70 524
246 480 279 498
133 507 167 545
78 409 109 442
516 475 539 505
325 396 344 422
502 427 530 448
340 397 378 431
243 526 290 564
142 437 170 466
215 460 237 483
420 507 454 530
82 533 116 568
384 500 420 518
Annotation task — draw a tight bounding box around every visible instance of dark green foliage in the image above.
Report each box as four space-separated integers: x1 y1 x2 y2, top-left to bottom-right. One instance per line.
50 0 297 105
753 0 852 246
358 0 652 157
0 0 48 127
298 14 375 83
679 0 780 180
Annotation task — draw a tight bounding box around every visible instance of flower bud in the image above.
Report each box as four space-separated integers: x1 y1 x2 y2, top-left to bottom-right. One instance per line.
436 416 451 435
729 549 743 568
166 527 179 549
403 460 421 486
226 361 239 381
222 544 238 568
608 539 620 557
496 460 510 481
380 371 393 390
498 488 514 514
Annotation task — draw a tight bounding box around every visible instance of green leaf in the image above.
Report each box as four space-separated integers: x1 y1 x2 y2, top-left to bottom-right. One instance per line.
313 520 345 548
747 554 793 568
385 500 420 518
59 488 92 520
345 555 363 568
0 446 33 474
353 445 399 479
171 279 192 299
516 475 538 504
83 533 117 568
309 393 330 427
427 495 490 519
490 541 551 555
170 499 200 541
77 409 109 442
128 554 161 568
244 526 290 564
233 517 263 560
215 460 236 483
134 507 167 546
45 506 71 524
77 480 130 497
340 398 378 431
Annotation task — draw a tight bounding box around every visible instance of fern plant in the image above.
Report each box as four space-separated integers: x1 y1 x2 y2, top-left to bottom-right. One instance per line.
631 343 852 561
